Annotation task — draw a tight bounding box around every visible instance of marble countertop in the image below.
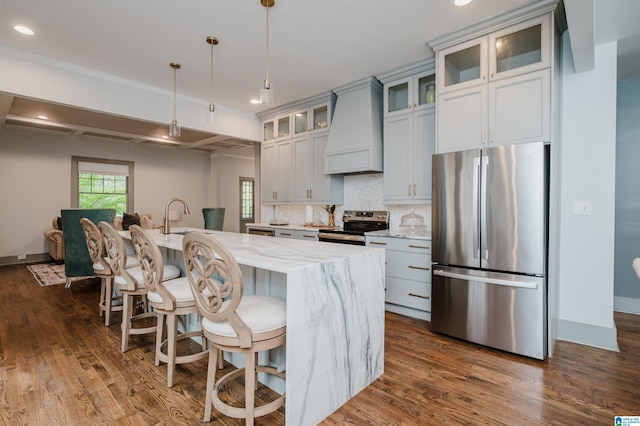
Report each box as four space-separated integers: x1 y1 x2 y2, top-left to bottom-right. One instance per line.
366 227 431 240
121 227 382 273
246 223 339 232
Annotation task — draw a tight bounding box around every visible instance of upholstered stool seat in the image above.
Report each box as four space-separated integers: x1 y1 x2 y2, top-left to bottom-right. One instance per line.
130 225 209 387
183 232 286 425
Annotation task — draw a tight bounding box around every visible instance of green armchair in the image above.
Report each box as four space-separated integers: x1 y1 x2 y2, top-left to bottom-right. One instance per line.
61 209 116 288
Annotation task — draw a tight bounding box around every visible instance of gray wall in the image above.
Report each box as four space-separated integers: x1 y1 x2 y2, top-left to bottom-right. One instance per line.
615 77 640 306
0 126 212 261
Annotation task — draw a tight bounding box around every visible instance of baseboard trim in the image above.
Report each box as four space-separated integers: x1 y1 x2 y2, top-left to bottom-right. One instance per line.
614 296 640 315
0 253 51 266
385 303 431 322
557 318 619 352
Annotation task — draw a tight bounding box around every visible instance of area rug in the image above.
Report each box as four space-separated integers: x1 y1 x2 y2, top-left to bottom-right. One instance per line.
27 263 68 286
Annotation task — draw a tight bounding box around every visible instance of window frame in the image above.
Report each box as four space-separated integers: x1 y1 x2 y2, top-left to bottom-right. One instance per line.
71 156 135 214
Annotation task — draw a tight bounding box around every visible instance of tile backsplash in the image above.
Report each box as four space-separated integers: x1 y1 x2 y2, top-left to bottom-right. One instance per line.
266 173 431 230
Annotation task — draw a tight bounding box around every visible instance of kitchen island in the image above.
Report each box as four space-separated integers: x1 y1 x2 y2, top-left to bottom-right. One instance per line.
121 228 385 425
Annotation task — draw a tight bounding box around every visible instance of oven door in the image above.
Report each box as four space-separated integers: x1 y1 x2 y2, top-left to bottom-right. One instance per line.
317 231 365 245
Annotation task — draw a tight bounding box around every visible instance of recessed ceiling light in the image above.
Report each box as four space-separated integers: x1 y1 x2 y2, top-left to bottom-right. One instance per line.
14 25 34 35
454 0 472 5
37 115 48 120
250 99 260 105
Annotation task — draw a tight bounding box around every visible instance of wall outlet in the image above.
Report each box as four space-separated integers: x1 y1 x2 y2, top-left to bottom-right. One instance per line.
17 254 27 260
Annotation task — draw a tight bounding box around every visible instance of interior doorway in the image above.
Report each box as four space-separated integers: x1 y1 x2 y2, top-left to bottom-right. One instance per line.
239 177 255 234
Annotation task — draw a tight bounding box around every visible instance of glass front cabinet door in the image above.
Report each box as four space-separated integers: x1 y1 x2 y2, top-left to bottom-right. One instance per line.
293 103 331 136
385 71 436 117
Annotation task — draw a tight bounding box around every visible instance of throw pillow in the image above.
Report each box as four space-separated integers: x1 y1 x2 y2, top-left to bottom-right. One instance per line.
56 216 62 230
122 212 141 230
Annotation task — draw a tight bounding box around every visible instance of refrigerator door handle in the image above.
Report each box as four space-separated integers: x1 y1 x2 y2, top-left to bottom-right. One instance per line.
433 269 539 289
473 156 480 259
480 155 489 260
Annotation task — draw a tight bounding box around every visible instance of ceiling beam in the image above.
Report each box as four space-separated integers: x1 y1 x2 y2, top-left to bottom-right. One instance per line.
0 94 14 125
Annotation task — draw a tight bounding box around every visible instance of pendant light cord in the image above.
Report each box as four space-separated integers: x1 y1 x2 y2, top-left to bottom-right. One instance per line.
173 67 177 120
265 1 270 86
210 41 214 106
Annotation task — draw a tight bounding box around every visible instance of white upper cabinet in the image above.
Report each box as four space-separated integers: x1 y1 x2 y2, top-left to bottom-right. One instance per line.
438 15 550 95
430 5 558 153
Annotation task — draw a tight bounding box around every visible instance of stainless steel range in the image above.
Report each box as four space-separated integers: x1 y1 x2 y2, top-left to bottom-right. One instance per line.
317 210 389 245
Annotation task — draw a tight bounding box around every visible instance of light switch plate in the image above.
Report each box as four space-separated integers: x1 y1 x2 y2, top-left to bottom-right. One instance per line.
572 201 593 216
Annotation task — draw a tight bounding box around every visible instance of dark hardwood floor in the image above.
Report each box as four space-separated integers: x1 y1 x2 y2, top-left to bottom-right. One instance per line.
1 263 639 425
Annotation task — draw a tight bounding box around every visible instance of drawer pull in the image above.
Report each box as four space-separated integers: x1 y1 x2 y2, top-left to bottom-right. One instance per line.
408 244 430 250
303 235 315 238
369 241 387 246
408 293 430 300
408 265 430 271
280 233 292 236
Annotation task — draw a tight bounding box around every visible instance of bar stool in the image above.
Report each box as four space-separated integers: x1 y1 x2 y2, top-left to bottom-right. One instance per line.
182 232 286 425
99 221 181 352
81 218 137 326
129 225 209 387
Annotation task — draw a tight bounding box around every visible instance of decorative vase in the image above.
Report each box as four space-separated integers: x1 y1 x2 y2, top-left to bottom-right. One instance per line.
328 213 335 227
425 84 436 103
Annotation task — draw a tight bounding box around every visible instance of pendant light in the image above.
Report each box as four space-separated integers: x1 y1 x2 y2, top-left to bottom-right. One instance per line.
169 62 181 137
206 36 219 125
259 0 274 106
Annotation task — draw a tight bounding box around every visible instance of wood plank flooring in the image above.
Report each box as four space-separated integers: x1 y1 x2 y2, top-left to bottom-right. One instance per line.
1 263 639 425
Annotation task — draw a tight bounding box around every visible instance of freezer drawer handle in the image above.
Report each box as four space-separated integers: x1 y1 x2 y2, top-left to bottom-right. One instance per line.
408 244 430 250
408 293 430 300
408 265 430 271
433 269 538 289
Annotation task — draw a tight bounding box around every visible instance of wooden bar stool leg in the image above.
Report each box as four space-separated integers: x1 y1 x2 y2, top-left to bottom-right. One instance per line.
166 314 178 388
245 352 256 426
104 276 113 326
155 313 165 367
204 348 218 421
121 293 133 352
99 277 106 318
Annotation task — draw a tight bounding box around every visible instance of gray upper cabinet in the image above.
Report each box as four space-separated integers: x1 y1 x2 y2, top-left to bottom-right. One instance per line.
259 92 341 205
378 59 437 203
430 7 558 154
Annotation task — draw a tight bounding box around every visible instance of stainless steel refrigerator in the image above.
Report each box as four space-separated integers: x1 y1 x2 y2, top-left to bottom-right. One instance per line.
431 142 548 360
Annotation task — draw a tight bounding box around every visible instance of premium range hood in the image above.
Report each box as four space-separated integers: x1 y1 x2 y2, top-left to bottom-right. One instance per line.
324 77 383 175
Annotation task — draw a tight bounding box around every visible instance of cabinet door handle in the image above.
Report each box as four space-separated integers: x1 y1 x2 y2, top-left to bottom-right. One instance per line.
413 184 416 196
408 293 430 300
408 265 430 271
482 73 486 80
408 184 412 196
369 241 387 246
490 128 494 142
490 70 494 77
309 189 312 198
482 129 486 144
408 244 430 250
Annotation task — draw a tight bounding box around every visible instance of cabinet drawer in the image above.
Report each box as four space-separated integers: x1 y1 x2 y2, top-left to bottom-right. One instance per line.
386 277 431 312
366 236 431 254
299 231 318 241
386 251 431 282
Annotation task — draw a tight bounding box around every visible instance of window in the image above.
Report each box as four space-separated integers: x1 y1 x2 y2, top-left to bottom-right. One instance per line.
72 157 134 216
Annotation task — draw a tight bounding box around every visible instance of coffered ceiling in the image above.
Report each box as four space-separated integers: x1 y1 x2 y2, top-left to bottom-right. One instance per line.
1 0 639 152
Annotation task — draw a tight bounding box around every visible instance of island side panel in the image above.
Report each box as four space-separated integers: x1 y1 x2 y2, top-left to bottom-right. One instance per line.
285 249 385 426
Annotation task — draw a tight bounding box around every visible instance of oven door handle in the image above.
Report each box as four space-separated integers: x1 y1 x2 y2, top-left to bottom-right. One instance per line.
317 233 365 243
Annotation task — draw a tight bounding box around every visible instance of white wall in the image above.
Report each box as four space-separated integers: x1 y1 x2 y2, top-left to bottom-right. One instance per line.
0 126 212 260
211 151 255 233
558 36 618 350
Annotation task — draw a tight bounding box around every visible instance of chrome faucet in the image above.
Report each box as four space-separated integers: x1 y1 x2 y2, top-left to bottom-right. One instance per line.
161 198 191 234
